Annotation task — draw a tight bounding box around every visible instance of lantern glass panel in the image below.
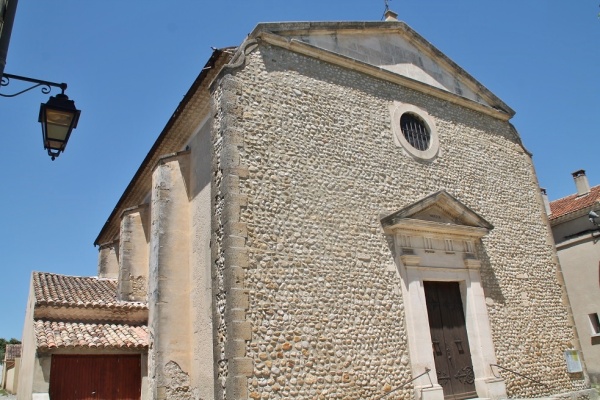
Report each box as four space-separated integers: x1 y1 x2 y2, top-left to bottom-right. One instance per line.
45 109 75 141
46 139 65 150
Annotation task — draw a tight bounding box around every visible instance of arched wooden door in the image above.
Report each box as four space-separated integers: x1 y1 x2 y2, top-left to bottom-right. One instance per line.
424 281 477 400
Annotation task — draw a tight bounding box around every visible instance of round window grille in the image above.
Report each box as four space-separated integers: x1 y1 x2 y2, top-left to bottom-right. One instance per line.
400 113 430 151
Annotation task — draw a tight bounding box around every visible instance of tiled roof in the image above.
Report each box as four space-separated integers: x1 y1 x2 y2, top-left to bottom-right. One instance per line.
4 344 21 360
35 320 149 350
33 272 146 310
549 185 600 221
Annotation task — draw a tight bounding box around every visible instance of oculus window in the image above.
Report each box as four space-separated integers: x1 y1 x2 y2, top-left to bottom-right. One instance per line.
390 102 440 161
401 113 430 151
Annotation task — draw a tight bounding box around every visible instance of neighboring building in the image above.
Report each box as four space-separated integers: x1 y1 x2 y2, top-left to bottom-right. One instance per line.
17 272 149 399
0 0 9 40
18 13 596 400
548 170 600 384
1 343 21 394
0 0 18 78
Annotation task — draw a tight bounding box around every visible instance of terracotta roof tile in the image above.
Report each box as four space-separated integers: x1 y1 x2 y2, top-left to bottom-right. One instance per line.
549 185 600 221
33 272 146 311
34 319 149 350
4 344 21 360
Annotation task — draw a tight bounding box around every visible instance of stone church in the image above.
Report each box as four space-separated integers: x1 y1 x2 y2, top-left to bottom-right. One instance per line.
17 12 595 400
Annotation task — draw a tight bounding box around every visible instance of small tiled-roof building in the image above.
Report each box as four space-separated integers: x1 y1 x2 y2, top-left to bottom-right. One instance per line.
1 343 21 394
4 343 21 361
18 272 149 400
549 179 600 225
548 170 600 384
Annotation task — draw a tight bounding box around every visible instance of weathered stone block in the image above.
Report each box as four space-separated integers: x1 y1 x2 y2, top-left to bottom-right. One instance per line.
228 320 252 341
225 375 248 399
225 339 247 359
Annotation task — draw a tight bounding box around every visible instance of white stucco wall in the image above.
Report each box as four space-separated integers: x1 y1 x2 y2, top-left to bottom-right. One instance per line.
555 219 600 383
17 279 39 400
188 117 216 398
5 358 20 394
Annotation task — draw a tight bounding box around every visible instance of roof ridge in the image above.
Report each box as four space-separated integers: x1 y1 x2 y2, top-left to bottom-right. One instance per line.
33 271 130 309
33 271 117 281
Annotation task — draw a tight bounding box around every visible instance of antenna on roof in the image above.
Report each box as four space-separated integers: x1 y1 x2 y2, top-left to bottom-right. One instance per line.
382 0 399 21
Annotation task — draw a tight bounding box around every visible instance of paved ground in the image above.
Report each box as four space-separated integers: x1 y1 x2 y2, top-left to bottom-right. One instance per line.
0 393 16 399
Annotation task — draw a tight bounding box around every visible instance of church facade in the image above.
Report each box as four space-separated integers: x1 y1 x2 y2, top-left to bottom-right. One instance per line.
20 15 595 400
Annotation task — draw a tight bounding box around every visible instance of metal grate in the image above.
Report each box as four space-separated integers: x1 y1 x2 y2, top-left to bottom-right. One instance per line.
400 113 430 151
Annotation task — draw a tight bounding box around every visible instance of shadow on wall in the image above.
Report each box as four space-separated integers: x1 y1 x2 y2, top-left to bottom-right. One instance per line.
477 240 506 307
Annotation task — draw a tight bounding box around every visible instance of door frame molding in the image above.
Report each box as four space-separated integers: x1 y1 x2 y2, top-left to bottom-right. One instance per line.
381 191 507 400
397 255 506 400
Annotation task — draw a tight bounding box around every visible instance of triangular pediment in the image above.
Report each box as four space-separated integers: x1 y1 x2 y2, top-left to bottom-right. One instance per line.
250 22 513 115
412 204 463 225
381 190 493 236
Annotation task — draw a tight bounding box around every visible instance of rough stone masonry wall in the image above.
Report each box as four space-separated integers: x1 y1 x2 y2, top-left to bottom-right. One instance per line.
216 43 585 399
212 82 228 399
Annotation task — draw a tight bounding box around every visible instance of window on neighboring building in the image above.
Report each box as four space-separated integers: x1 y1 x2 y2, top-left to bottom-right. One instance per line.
589 313 600 335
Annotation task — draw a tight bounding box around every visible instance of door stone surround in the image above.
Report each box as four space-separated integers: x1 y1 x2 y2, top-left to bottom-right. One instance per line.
381 191 507 400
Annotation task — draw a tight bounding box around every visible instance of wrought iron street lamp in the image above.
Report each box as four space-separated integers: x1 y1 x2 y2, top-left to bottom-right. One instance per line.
39 93 80 160
1 73 81 160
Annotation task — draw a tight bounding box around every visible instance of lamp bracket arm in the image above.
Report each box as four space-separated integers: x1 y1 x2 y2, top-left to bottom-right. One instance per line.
0 73 68 98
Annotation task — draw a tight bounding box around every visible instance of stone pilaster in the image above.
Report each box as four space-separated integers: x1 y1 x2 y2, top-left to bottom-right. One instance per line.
188 117 218 399
214 71 252 400
97 240 119 279
119 204 150 302
148 151 192 399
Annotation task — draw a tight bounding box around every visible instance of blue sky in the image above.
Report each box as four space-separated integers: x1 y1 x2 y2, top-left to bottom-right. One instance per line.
0 1 598 339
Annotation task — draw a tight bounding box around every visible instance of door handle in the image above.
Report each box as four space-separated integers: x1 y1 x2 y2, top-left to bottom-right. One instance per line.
432 341 442 355
446 346 453 367
454 340 464 354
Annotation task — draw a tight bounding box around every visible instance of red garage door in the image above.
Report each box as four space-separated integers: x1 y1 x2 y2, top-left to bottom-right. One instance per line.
49 354 141 400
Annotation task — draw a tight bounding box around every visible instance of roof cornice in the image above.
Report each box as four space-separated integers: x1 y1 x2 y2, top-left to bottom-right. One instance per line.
250 21 514 119
254 31 511 121
34 305 148 325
